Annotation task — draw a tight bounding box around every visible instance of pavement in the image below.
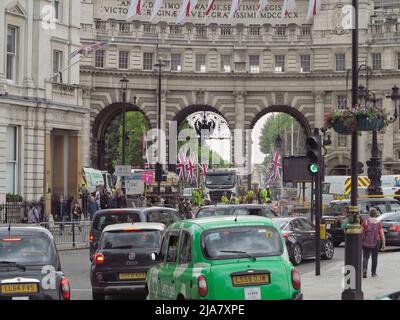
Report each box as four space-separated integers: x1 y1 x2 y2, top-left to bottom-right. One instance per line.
301 248 400 300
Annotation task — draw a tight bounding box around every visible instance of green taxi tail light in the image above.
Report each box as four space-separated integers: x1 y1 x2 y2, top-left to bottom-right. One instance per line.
309 164 318 174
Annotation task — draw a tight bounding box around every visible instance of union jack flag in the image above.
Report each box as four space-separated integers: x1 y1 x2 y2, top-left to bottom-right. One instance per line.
69 41 109 59
176 151 187 180
199 162 208 176
186 153 197 184
265 149 282 186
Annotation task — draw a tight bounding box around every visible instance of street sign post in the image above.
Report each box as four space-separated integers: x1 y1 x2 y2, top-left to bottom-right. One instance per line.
114 165 131 176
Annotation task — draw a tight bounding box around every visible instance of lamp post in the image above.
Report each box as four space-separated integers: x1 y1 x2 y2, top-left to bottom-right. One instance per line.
120 75 129 194
341 0 364 300
154 59 166 201
194 111 216 187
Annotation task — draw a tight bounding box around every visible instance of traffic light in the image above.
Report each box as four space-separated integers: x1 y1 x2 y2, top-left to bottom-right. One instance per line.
306 135 321 174
155 162 163 182
357 161 364 174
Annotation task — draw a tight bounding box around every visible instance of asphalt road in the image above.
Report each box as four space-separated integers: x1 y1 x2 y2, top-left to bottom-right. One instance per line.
59 246 347 300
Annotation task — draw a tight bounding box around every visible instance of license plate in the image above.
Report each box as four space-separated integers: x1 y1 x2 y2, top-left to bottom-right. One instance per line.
118 272 146 280
232 274 270 286
244 287 261 300
1 284 38 294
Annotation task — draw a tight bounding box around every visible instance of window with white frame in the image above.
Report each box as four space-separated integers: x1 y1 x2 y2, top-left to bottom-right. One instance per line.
221 55 232 72
249 55 260 73
338 134 347 147
171 53 182 71
300 55 311 73
196 54 206 72
119 51 129 69
95 50 105 68
275 55 285 73
54 0 61 20
248 26 260 36
372 53 382 70
119 23 130 32
6 25 18 81
275 25 287 36
337 95 348 109
170 25 182 35
6 127 19 194
221 26 232 36
143 52 154 70
52 50 63 81
335 53 346 71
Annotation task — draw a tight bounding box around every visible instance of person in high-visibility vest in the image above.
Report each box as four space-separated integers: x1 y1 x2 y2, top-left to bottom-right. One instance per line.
230 196 240 204
221 192 229 204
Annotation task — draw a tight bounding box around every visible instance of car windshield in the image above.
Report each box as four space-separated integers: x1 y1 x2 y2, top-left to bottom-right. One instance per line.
201 226 283 260
101 230 161 249
93 211 141 232
196 208 231 218
0 234 55 265
205 174 235 187
272 220 289 229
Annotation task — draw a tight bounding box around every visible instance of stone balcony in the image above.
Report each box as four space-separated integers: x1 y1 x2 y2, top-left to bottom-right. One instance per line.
46 82 81 108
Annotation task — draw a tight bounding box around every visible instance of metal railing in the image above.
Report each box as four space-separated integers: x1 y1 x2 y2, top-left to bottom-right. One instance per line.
40 220 92 250
0 202 28 224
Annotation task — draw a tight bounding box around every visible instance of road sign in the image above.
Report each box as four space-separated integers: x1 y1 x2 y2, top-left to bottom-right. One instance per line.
114 165 131 176
141 170 155 184
126 173 145 195
282 156 313 183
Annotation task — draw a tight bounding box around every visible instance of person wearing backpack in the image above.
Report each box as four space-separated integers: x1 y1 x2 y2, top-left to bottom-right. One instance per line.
362 208 386 278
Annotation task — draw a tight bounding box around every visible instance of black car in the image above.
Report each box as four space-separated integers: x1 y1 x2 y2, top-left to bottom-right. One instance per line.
90 222 165 300
89 207 180 259
321 198 400 247
196 204 278 219
381 212 400 246
272 217 335 265
0 225 70 300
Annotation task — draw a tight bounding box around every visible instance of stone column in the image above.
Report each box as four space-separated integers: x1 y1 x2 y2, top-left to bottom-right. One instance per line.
81 89 92 167
22 0 34 93
232 91 246 166
0 2 7 93
68 134 82 200
314 90 325 129
44 130 52 218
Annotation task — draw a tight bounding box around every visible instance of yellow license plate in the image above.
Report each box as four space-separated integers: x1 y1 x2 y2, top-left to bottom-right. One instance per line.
1 283 38 294
118 272 146 280
232 274 270 286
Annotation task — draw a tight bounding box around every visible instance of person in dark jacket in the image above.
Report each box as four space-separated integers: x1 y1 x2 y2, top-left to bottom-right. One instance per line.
57 196 68 235
88 196 98 220
106 192 115 209
71 200 83 232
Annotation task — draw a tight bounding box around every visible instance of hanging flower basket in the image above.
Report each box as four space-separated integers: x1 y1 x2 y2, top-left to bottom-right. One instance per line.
357 116 383 131
332 120 354 135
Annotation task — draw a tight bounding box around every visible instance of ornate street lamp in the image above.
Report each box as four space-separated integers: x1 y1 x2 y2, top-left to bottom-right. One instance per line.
275 134 283 148
120 75 129 194
194 111 216 137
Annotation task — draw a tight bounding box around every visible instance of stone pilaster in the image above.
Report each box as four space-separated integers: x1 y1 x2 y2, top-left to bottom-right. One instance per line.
81 88 92 167
314 90 325 129
0 2 7 93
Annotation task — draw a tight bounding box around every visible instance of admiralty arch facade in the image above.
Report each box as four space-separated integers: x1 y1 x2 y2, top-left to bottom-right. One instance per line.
79 0 400 175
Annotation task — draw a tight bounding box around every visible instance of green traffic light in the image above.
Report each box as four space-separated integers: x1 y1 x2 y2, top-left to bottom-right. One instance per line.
309 164 318 174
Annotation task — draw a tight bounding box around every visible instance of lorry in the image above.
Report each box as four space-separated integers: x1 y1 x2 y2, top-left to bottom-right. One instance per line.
204 168 239 204
82 167 113 194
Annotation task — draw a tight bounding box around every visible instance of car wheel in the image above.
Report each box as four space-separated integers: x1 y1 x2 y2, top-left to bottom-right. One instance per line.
290 244 302 265
92 290 105 300
322 240 335 260
333 240 342 247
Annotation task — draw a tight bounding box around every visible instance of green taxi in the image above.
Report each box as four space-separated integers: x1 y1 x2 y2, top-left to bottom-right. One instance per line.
145 216 302 300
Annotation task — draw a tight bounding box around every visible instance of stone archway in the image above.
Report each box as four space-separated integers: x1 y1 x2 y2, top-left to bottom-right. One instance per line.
92 103 151 170
173 104 230 128
250 105 312 135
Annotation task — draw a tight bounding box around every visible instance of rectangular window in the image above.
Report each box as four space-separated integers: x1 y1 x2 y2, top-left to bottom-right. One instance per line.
336 53 346 71
300 55 311 73
338 135 347 147
372 53 382 70
6 25 17 81
275 55 285 73
95 50 105 68
221 26 232 36
221 55 232 72
54 0 60 20
53 50 63 81
248 26 260 36
179 232 191 264
95 21 106 31
171 53 181 71
119 23 130 32
195 25 207 36
170 25 182 34
166 234 179 263
6 127 18 194
143 52 154 70
249 55 260 73
275 25 287 36
119 51 129 69
337 95 348 109
196 54 206 72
